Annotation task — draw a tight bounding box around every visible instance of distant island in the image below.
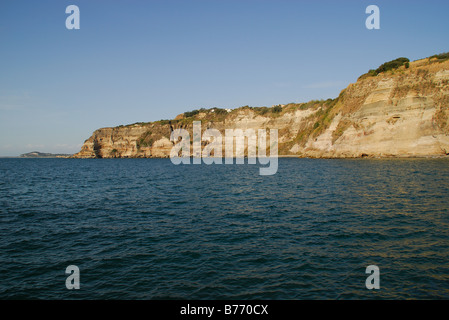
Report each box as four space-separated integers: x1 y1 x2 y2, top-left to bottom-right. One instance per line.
20 151 72 158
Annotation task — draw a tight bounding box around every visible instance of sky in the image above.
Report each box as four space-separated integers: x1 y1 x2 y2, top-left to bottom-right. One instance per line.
0 0 448 156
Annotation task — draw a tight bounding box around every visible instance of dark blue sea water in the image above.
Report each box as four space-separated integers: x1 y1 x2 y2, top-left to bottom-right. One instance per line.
1 158 449 299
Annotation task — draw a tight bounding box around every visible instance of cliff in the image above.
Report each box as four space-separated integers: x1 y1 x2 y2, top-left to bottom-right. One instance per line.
73 55 449 159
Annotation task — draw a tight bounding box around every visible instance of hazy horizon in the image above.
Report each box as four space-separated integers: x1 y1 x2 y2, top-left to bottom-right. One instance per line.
1 0 449 156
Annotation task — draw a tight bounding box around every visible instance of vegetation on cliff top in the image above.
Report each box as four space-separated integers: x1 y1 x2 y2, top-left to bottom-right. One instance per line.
358 57 410 80
358 53 449 81
429 52 449 62
183 107 229 118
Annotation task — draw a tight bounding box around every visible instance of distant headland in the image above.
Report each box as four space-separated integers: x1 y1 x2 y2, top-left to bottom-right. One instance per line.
19 151 72 158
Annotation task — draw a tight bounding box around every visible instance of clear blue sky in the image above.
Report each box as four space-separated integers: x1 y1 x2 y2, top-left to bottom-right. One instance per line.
1 0 448 156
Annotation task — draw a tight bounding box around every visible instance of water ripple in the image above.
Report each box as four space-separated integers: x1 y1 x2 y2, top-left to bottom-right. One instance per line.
0 158 449 299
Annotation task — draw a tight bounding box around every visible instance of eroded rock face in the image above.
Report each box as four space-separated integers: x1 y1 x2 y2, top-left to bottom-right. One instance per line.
75 125 153 158
301 60 449 158
73 58 449 159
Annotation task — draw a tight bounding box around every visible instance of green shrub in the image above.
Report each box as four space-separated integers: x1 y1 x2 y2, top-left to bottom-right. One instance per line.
376 57 410 74
272 106 282 113
429 52 449 62
137 137 154 148
299 100 325 110
184 109 200 118
213 108 228 115
253 106 269 115
360 57 410 79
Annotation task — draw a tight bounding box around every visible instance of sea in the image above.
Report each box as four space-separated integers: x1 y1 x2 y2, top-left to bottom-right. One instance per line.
0 158 448 299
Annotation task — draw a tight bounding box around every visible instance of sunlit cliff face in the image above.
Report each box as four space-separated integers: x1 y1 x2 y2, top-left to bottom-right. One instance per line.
73 58 449 160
